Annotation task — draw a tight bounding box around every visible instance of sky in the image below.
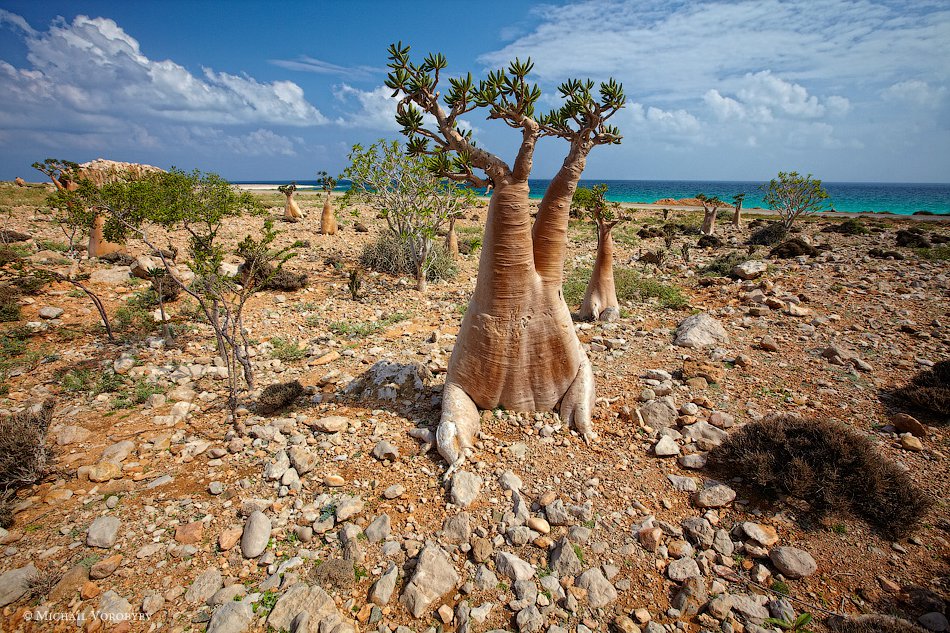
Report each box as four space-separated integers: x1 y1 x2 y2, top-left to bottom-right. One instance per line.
0 0 948 183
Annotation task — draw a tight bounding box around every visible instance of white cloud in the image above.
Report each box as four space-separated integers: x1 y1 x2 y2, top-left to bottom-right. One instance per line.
704 71 848 123
333 84 401 130
269 55 379 80
882 79 947 107
0 12 327 129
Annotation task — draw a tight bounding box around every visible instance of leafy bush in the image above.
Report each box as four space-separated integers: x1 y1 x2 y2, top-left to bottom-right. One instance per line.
563 266 687 309
696 234 723 249
888 360 950 420
896 228 930 248
0 400 54 515
359 233 457 281
748 222 788 246
709 413 932 537
0 286 21 322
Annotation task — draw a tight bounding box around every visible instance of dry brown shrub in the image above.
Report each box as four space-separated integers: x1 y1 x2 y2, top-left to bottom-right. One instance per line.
257 380 303 415
709 413 932 537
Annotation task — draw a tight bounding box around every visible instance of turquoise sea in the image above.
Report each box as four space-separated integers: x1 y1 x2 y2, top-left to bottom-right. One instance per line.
238 179 950 216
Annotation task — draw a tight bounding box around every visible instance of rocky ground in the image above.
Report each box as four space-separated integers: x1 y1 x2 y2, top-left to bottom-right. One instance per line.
0 182 947 633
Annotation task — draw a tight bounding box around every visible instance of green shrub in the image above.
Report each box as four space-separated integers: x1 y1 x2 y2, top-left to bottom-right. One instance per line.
270 337 307 362
359 233 457 281
709 413 932 537
563 266 687 309
821 218 869 235
0 286 21 322
700 251 748 277
748 222 787 245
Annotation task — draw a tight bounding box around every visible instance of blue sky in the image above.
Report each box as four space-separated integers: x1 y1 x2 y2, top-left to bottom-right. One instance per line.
0 0 948 183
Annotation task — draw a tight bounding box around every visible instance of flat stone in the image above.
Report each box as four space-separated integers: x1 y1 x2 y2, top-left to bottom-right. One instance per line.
400 544 460 617
207 600 253 633
891 413 928 437
97 589 133 623
369 564 398 605
365 514 391 543
87 516 121 548
287 445 318 475
666 557 701 582
0 564 37 606
769 546 817 579
176 521 204 545
185 567 222 604
743 522 779 547
674 313 730 348
450 471 482 508
49 564 88 602
90 554 123 579
550 537 583 577
496 551 535 582
654 436 680 456
335 495 364 521
310 416 349 433
694 483 736 508
576 567 617 608
241 511 270 558
638 399 678 430
732 260 767 280
267 583 341 632
87 461 121 482
57 425 91 445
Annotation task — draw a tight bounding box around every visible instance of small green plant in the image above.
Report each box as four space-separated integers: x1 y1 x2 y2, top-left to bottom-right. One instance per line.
766 613 814 633
572 543 585 565
701 251 748 277
771 580 790 596
354 565 369 581
831 523 847 535
270 337 307 362
253 589 279 615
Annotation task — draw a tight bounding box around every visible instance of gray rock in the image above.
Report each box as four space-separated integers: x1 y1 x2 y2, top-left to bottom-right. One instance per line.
264 450 290 480
401 544 460 617
335 495 364 521
185 567 223 603
732 594 769 622
209 585 247 607
712 529 735 557
667 475 698 492
666 557 701 581
576 567 618 608
707 594 734 620
287 446 317 475
346 360 433 401
450 471 482 508
495 551 535 582
474 565 498 590
732 260 767 280
57 425 91 445
369 564 398 605
769 546 817 579
920 612 950 632
207 600 253 633
87 516 121 548
90 267 131 284
516 605 544 633
442 513 472 544
0 564 37 607
142 592 165 616
767 597 795 622
267 583 341 632
654 436 680 457
241 511 270 558
309 416 349 433
550 537 582 577
39 306 64 319
638 399 678 430
498 471 523 492
365 514 391 543
100 439 135 463
681 517 715 548
681 421 729 447
98 590 133 622
372 440 400 461
694 483 736 508
674 313 730 348
678 453 707 469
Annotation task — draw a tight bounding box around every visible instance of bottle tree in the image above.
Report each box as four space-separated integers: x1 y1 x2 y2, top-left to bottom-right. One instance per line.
696 193 724 236
385 43 625 475
278 182 302 222
317 170 338 235
731 193 745 227
572 184 625 322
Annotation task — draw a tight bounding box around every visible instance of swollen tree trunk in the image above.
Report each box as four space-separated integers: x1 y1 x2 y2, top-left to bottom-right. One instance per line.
701 205 718 235
732 203 742 227
578 219 619 321
87 214 123 258
320 194 337 235
445 216 459 259
283 191 302 222
438 158 596 476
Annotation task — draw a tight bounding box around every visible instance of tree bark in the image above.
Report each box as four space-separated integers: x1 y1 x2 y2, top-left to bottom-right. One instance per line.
578 219 619 321
438 168 595 477
87 214 123 258
731 203 742 227
320 194 337 234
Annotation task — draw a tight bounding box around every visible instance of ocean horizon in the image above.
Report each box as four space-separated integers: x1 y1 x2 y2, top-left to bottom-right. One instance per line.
235 178 950 216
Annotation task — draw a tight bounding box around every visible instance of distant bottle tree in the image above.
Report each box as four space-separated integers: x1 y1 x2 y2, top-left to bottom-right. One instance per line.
571 184 626 321
731 193 745 227
696 193 724 236
317 170 338 235
763 171 829 229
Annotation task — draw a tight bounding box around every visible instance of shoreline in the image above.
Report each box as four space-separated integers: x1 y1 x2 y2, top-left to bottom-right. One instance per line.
235 184 950 221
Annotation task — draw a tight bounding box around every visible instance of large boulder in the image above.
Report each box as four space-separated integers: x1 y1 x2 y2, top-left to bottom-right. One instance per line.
400 544 460 617
674 313 729 348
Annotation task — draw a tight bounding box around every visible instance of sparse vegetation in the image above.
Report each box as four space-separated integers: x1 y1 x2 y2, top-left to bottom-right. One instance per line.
769 238 818 258
748 221 788 246
563 266 687 309
0 400 54 524
270 337 307 362
888 360 950 420
701 251 748 277
830 616 926 633
359 233 457 282
709 413 932 537
257 380 304 415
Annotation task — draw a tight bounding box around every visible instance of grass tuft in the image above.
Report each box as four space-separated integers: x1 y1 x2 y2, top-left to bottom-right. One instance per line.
563 266 687 309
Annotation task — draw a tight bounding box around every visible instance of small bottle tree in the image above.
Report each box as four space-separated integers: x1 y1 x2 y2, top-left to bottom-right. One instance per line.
696 193 724 236
572 184 626 321
763 171 830 229
731 193 746 227
317 171 338 235
342 139 474 292
278 182 303 222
